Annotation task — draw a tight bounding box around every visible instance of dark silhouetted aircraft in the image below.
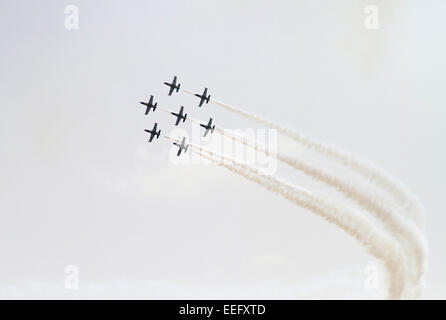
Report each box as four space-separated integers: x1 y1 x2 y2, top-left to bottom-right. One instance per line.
164 76 181 96
173 137 189 156
170 106 187 126
139 95 157 114
194 87 210 107
200 118 215 137
144 123 161 142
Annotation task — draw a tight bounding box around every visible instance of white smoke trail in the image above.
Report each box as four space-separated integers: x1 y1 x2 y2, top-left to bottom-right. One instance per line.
216 128 427 298
158 107 171 113
185 116 201 125
173 89 428 296
180 141 407 300
182 89 196 96
182 91 425 230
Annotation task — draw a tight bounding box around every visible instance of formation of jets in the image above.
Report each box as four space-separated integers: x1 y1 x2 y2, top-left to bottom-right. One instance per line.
139 76 217 156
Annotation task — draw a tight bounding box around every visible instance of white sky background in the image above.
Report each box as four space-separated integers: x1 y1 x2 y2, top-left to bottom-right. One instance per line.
0 0 445 299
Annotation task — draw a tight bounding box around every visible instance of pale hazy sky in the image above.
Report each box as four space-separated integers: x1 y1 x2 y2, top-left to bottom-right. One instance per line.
0 0 445 299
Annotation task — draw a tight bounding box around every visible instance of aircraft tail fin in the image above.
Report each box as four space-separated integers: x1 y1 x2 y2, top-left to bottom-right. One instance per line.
185 145 189 153
156 130 161 138
177 84 181 92
184 114 187 122
211 126 215 134
207 95 210 103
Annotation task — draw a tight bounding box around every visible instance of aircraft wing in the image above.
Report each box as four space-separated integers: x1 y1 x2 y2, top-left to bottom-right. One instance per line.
180 138 186 149
149 133 155 142
173 142 180 155
168 86 175 96
175 117 181 126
